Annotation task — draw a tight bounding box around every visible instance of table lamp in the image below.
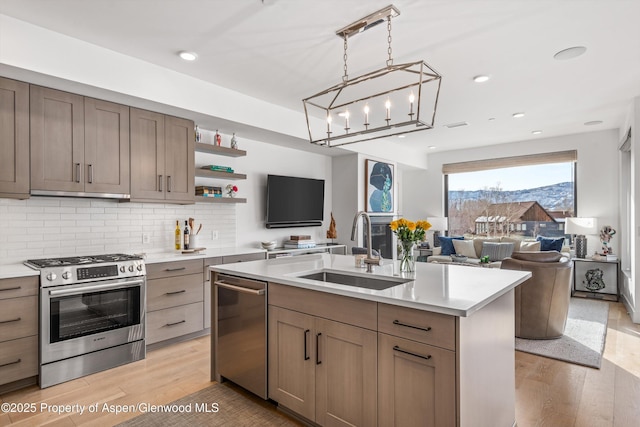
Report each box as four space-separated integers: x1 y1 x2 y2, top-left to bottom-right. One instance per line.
426 217 448 247
565 217 597 258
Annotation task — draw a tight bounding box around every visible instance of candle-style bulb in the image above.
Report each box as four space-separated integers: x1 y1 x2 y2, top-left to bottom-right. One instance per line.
326 114 332 134
409 92 415 103
363 104 370 128
385 99 391 122
409 92 415 118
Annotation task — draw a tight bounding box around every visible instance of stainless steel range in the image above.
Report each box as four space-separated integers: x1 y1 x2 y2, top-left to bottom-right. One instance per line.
25 254 146 388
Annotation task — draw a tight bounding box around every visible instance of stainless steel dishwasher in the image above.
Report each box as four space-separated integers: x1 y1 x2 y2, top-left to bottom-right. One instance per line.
214 274 267 399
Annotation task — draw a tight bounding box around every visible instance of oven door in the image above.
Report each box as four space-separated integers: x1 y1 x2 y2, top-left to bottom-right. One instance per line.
41 277 146 364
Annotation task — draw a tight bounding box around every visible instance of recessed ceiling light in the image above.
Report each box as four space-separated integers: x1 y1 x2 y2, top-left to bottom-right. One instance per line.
532 130 543 135
428 146 436 150
512 112 525 118
584 120 603 126
473 75 490 83
398 135 406 138
488 117 496 121
178 51 198 61
553 46 587 60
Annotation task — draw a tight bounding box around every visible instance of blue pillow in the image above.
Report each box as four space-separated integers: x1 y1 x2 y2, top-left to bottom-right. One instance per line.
439 236 464 256
536 236 564 252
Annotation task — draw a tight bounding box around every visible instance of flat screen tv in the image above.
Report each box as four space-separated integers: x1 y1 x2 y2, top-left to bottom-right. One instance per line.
266 174 324 228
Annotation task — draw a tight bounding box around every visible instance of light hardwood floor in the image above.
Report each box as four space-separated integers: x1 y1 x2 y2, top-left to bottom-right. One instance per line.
1 301 639 426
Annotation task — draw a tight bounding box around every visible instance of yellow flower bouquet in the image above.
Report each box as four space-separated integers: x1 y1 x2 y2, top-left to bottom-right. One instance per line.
389 218 431 272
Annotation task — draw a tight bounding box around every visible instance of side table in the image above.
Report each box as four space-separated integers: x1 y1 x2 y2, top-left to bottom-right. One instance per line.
572 257 620 301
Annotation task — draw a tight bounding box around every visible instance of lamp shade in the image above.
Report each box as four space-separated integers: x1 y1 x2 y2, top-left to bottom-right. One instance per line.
565 217 598 235
426 217 448 231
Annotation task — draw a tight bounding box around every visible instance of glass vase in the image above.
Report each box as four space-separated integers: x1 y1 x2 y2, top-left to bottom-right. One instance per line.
399 241 416 273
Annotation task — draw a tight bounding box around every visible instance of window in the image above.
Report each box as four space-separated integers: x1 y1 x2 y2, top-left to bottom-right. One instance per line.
443 151 576 238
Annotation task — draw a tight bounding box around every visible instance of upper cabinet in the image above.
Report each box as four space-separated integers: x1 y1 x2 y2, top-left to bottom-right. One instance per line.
0 77 30 199
130 108 194 204
30 85 130 197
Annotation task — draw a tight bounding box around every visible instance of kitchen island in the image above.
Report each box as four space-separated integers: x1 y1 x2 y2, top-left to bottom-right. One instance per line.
210 253 531 427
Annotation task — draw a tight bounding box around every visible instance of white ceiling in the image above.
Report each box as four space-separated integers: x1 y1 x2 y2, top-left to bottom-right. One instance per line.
1 0 639 155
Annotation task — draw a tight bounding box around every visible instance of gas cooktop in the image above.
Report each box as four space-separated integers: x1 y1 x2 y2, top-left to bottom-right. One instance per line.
25 253 143 269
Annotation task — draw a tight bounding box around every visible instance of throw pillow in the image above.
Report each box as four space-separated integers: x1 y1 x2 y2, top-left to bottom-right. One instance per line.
452 239 477 258
473 237 500 258
480 242 515 262
536 236 565 252
438 236 464 256
519 241 541 252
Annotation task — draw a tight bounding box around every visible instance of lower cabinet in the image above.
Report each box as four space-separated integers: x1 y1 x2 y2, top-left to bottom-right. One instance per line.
0 276 39 392
146 259 204 345
268 305 377 427
377 333 456 427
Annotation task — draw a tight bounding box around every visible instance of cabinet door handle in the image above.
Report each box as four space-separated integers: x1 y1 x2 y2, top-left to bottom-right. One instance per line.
165 290 186 296
393 345 432 361
0 358 21 368
393 319 432 333
158 175 163 192
75 163 81 183
165 267 186 272
0 286 21 292
316 333 322 365
0 317 21 324
88 164 93 183
165 320 186 327
304 329 310 361
167 175 172 192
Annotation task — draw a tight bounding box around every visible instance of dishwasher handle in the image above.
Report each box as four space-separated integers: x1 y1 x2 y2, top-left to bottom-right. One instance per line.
214 280 265 296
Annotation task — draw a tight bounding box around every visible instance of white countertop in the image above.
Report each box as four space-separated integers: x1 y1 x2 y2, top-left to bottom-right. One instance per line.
143 246 266 264
210 253 531 317
0 263 40 279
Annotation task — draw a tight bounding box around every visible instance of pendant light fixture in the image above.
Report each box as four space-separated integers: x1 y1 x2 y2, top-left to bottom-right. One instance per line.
303 5 442 147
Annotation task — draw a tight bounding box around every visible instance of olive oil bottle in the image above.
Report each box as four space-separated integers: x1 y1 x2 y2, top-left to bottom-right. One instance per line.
175 221 181 250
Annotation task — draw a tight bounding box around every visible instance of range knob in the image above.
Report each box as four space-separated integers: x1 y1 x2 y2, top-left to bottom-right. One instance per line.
46 272 57 281
120 266 126 273
137 264 143 271
128 265 135 272
62 271 71 280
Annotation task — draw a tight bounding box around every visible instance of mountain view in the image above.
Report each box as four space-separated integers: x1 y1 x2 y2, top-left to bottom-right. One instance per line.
449 181 574 212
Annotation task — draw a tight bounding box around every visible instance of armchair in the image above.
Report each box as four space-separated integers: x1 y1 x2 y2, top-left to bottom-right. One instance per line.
500 251 573 339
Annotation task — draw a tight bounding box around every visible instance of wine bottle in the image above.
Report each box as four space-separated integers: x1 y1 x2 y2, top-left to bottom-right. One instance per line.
183 220 190 250
175 221 181 250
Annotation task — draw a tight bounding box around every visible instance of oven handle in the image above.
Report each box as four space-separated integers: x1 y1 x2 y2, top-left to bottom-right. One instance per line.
48 279 145 297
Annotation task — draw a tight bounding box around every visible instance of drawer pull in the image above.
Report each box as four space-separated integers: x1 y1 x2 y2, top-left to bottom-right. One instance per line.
0 286 21 292
304 329 310 361
0 317 21 324
165 267 187 272
0 358 21 368
393 319 432 333
165 320 186 327
393 345 432 361
165 290 186 296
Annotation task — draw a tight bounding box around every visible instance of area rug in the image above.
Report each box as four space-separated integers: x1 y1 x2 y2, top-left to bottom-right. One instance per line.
515 298 609 369
116 382 301 426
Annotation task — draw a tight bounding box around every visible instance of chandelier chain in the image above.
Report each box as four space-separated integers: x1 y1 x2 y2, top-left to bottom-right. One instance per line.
386 16 393 66
343 36 349 82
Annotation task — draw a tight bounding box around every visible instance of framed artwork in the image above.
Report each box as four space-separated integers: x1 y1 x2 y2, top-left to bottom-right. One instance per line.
365 159 394 213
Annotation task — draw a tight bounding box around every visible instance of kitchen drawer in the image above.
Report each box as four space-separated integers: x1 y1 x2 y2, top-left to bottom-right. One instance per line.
0 276 38 300
378 303 456 351
147 273 203 312
222 252 266 264
269 282 377 330
146 259 204 280
146 302 204 345
0 296 38 343
0 335 38 386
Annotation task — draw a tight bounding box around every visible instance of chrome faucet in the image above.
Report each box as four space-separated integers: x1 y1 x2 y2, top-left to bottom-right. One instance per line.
351 211 383 273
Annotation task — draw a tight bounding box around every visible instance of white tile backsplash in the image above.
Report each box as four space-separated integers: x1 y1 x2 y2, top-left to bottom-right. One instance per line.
0 197 237 264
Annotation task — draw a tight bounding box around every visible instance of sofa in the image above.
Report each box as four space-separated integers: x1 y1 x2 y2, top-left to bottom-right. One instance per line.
426 235 570 268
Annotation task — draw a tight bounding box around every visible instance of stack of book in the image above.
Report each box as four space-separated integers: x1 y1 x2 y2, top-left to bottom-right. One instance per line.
201 165 235 173
284 235 316 249
195 186 222 197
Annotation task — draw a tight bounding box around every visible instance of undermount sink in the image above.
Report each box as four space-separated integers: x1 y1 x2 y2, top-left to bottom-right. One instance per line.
297 270 411 290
